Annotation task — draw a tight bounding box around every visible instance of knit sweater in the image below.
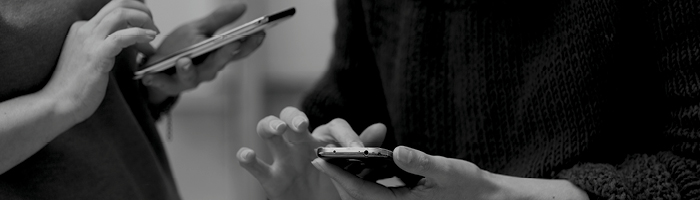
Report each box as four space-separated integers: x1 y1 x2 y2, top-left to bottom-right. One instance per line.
0 0 180 199
301 0 700 199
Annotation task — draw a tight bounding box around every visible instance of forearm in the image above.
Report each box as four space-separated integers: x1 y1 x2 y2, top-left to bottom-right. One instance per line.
489 173 589 200
0 89 77 174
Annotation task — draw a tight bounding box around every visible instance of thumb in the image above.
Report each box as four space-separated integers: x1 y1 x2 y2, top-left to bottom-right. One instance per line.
359 123 386 147
197 2 246 35
393 146 450 179
134 42 156 57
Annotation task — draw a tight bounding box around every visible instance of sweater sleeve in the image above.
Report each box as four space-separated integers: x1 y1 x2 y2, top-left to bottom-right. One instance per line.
300 0 395 148
557 1 700 199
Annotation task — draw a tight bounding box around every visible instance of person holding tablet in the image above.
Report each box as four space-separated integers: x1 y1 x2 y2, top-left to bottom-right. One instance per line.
239 0 700 199
0 0 263 199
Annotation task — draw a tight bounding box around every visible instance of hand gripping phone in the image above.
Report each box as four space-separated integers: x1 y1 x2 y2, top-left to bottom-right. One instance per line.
316 147 394 169
316 147 423 185
133 7 296 79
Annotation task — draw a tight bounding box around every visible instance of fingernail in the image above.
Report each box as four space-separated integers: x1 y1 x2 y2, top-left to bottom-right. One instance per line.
396 146 412 163
237 149 253 162
145 29 157 36
292 116 306 129
311 159 323 171
237 149 250 161
269 120 286 132
177 58 191 70
243 150 254 160
231 50 240 56
183 63 191 71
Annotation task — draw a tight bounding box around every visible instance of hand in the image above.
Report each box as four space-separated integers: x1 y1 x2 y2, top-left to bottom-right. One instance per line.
312 146 590 200
44 0 157 122
237 107 386 200
140 1 265 104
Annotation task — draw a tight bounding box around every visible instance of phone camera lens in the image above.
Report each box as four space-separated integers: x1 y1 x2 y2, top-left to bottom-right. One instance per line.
363 150 369 156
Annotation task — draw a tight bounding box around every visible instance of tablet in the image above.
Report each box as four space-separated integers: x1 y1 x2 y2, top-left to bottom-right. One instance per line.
133 7 296 79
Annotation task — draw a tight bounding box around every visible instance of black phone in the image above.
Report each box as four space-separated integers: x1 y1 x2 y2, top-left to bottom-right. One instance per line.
316 147 423 184
316 147 394 169
134 7 296 79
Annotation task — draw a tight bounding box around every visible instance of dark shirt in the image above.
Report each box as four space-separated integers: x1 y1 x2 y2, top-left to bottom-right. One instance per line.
302 0 700 199
0 0 180 199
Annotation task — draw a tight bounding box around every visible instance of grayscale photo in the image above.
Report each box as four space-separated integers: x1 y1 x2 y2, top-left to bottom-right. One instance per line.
0 0 698 199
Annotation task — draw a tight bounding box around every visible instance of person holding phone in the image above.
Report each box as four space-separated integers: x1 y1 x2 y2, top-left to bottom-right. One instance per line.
0 0 262 199
239 0 700 200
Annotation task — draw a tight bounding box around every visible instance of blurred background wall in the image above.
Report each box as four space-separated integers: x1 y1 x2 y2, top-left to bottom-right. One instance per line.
147 0 335 199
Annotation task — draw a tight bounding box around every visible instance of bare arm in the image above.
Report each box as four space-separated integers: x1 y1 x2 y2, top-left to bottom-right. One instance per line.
0 0 158 175
0 90 77 174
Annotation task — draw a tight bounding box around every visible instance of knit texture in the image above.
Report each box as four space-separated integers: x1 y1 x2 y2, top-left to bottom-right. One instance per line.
301 0 700 199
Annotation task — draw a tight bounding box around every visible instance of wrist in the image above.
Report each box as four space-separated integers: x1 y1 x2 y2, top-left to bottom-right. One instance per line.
484 171 521 200
488 173 589 200
31 88 84 136
42 68 108 124
38 86 83 125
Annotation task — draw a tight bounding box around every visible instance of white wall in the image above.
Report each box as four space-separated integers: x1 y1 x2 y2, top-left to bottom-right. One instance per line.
147 0 335 199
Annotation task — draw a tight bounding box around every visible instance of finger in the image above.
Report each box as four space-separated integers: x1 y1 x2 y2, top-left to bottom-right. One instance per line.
196 2 246 35
325 119 364 147
329 179 354 200
358 123 386 147
393 146 451 179
141 73 182 96
256 116 291 159
102 27 156 57
237 147 272 181
194 41 242 82
277 107 310 132
134 42 156 56
312 124 346 147
192 31 265 81
95 7 158 36
311 125 362 147
174 57 199 89
330 171 412 200
311 158 396 200
278 106 315 145
229 32 266 61
85 0 155 31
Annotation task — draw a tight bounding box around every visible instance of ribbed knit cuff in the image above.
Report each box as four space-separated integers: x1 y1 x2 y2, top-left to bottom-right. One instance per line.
557 163 631 200
557 152 700 200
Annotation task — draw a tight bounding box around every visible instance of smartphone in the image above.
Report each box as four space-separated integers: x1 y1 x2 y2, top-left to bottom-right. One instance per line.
316 147 393 159
316 147 394 169
133 7 296 79
316 147 423 184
